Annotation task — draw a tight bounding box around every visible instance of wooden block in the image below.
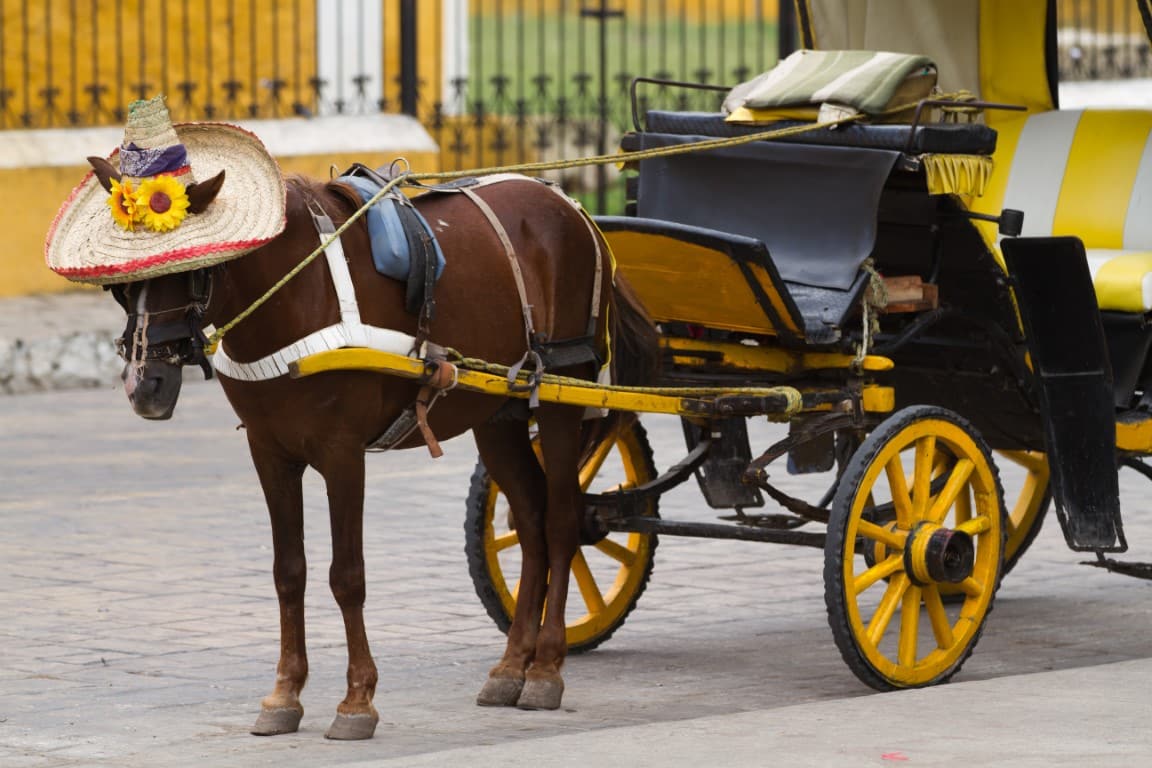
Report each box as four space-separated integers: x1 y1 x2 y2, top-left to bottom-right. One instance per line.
881 276 939 313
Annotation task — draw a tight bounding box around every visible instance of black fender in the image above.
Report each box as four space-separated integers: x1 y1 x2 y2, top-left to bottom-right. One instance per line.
1002 236 1126 552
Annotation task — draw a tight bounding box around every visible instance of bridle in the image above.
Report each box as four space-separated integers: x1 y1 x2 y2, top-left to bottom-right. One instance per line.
108 267 215 379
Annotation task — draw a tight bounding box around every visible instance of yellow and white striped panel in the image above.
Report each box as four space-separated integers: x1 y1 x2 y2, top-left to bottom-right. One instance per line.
979 110 1152 312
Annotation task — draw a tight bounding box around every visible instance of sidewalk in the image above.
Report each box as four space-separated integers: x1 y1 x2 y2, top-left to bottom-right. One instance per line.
349 658 1152 768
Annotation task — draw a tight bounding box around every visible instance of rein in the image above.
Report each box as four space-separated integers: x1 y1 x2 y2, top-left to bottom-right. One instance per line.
205 93 977 350
203 114 871 352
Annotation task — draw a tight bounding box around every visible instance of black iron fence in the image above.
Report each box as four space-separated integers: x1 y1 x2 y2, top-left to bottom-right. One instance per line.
2 1 1150 208
1059 0 1152 79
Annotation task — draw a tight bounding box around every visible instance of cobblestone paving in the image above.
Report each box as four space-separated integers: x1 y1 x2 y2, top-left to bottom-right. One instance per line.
2 383 1151 766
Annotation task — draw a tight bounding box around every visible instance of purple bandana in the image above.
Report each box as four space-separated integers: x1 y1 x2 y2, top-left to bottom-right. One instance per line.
120 142 189 177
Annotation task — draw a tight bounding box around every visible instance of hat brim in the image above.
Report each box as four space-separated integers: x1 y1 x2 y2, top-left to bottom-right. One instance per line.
45 122 287 285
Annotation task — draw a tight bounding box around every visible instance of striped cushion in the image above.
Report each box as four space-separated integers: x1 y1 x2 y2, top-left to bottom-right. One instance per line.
724 49 936 117
976 110 1152 311
1086 251 1152 314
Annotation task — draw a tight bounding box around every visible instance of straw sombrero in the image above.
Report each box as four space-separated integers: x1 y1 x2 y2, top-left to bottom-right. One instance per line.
45 96 286 285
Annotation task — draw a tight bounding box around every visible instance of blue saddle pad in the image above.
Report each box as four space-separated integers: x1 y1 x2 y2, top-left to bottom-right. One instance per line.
338 175 445 281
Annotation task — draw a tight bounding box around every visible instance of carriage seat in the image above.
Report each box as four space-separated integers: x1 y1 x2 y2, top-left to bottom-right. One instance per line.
637 110 998 156
973 110 1152 313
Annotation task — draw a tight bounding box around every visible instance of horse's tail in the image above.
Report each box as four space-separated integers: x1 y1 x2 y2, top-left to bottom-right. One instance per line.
609 273 660 388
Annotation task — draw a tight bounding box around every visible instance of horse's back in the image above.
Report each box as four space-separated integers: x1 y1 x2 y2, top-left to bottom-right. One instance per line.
411 178 609 368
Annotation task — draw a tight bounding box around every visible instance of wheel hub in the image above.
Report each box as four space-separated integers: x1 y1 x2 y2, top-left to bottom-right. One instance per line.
904 522 975 585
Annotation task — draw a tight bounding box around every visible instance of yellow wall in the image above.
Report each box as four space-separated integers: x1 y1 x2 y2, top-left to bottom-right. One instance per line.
2 1 443 296
2 146 440 298
1 0 317 125
472 1 778 21
1057 0 1143 31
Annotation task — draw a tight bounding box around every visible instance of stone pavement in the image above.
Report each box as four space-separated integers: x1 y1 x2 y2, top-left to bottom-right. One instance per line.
2 381 1152 767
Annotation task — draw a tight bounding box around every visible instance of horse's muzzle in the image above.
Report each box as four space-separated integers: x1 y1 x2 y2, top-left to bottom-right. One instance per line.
123 360 183 420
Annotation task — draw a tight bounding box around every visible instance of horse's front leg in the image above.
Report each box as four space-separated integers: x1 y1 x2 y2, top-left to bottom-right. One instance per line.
317 447 379 740
248 438 309 736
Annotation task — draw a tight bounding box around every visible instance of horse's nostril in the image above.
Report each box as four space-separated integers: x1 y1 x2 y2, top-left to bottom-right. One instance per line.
137 377 162 396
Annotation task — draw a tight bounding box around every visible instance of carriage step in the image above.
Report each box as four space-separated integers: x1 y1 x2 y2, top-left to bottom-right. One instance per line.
1082 555 1152 580
682 418 764 509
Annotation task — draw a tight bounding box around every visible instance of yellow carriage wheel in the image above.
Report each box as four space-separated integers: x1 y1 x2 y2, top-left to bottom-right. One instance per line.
824 406 1005 690
464 419 658 653
996 450 1050 575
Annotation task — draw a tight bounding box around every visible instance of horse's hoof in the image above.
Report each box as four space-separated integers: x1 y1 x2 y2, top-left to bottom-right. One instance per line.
476 676 525 707
251 706 303 736
324 711 379 740
517 677 564 710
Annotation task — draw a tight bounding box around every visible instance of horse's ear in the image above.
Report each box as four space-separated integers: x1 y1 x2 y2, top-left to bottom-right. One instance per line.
87 156 121 193
187 170 226 214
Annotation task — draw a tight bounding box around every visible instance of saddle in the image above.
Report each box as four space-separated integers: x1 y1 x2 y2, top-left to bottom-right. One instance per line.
335 164 445 318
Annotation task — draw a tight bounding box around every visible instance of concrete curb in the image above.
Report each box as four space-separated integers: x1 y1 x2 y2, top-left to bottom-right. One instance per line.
0 332 122 394
0 292 127 394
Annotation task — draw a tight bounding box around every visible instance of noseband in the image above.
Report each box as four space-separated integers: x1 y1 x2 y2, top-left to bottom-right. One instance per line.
109 268 215 379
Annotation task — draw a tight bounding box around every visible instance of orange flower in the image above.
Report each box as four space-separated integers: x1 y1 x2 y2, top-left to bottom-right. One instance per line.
107 178 138 231
134 175 191 232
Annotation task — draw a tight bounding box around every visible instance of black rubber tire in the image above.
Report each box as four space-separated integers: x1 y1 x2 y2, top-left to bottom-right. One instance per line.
464 419 659 654
824 405 1006 691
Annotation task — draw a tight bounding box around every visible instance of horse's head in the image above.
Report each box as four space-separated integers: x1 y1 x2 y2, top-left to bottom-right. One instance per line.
109 269 214 420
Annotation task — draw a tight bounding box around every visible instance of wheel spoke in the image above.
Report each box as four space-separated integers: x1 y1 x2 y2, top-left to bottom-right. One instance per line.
955 484 973 527
898 584 922 667
926 459 975 524
493 530 520 552
1001 450 1049 474
594 537 638 567
866 574 909 646
912 436 938 520
857 519 907 551
884 454 914 528
956 576 984 598
571 550 606 614
853 554 904 595
923 585 955 649
955 514 992 537
578 436 617 491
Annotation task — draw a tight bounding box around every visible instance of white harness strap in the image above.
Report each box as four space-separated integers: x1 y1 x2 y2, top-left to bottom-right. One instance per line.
210 206 417 382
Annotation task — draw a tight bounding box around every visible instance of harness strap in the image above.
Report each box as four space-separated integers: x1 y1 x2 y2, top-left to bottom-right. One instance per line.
574 206 605 338
458 186 536 350
456 185 548 406
209 203 416 382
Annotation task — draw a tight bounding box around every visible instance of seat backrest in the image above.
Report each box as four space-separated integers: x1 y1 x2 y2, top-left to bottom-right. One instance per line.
973 110 1152 251
798 0 1056 117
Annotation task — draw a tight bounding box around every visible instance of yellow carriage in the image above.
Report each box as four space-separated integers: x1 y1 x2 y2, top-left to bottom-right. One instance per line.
297 0 1152 691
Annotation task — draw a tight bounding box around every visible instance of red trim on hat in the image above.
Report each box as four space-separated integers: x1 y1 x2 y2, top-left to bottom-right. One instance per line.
43 167 96 265
49 228 285 281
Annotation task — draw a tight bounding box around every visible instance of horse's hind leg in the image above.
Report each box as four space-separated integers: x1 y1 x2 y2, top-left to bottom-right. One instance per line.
317 448 380 740
474 419 549 707
517 403 586 711
249 439 309 736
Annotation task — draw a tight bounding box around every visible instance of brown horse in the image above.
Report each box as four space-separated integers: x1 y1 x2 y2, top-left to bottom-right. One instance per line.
105 171 657 739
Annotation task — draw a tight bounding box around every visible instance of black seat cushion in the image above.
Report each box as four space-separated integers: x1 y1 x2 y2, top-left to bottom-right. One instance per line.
639 111 997 155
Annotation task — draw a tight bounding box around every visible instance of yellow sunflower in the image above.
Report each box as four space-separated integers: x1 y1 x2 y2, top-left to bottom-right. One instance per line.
107 178 138 231
133 175 191 232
